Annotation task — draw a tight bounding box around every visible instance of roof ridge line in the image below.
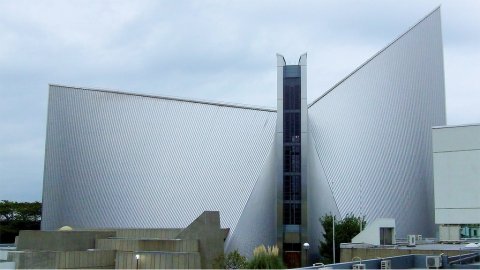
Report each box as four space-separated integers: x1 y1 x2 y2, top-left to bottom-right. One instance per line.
433 123 480 129
49 84 277 113
308 6 441 108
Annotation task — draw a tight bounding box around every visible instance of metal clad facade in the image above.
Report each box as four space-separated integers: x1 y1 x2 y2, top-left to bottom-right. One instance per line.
307 8 446 237
225 145 276 256
41 8 447 258
42 85 277 231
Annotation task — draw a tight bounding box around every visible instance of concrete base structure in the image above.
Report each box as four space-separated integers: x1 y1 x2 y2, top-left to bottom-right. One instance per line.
351 218 396 246
340 243 475 263
306 253 480 269
5 211 223 269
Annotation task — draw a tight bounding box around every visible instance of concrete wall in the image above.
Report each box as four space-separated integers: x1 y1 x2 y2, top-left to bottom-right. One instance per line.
7 250 115 269
177 211 224 269
0 248 14 260
352 218 396 245
116 251 201 269
433 124 480 225
0 261 15 269
114 229 182 239
16 230 116 251
96 239 199 252
75 228 183 239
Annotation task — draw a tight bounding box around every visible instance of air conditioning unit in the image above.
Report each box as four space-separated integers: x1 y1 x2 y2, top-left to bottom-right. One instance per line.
381 260 391 269
408 234 416 246
426 256 442 269
353 264 366 270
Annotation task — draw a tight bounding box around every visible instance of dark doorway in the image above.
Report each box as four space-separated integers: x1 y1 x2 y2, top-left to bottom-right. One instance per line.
284 251 301 268
380 227 394 245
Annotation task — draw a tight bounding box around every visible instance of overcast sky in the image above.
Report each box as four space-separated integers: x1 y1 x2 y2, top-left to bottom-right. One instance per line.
1 1 479 202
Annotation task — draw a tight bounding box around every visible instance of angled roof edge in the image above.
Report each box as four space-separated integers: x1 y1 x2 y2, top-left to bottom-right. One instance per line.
308 6 441 108
49 84 277 113
432 123 480 129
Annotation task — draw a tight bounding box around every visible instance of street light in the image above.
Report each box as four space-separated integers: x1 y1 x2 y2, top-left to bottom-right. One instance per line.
333 215 336 264
135 254 140 269
303 242 310 266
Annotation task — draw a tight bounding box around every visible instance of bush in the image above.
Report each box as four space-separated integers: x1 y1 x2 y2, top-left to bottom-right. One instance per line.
213 250 247 269
246 245 285 269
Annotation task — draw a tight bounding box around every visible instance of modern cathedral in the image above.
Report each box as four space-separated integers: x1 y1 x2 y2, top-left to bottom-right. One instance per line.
41 8 445 267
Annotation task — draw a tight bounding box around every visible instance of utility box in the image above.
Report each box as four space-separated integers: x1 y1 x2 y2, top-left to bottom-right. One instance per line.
407 235 416 246
426 256 442 269
381 260 391 269
353 264 366 270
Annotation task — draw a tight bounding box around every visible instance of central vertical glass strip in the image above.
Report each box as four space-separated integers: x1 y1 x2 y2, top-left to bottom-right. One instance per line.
283 75 301 225
282 65 301 261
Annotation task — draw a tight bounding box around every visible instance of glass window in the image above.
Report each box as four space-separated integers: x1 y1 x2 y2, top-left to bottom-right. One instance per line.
284 146 300 173
283 112 301 143
283 203 301 225
283 77 300 110
283 175 301 201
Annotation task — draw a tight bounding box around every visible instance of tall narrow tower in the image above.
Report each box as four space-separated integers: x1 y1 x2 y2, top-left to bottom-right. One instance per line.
276 53 308 268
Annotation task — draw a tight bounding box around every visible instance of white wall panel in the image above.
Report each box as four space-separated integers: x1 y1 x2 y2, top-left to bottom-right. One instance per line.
433 124 480 152
433 124 480 224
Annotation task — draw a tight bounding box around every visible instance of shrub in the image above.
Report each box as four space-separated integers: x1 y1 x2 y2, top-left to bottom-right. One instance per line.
213 250 247 269
247 245 285 269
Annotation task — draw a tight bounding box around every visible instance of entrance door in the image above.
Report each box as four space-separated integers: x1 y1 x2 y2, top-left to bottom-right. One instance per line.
284 251 301 268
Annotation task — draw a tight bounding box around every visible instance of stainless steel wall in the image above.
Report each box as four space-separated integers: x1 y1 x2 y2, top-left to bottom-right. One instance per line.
42 85 277 232
307 8 446 238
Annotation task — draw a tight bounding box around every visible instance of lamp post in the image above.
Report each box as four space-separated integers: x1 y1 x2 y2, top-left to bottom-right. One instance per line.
303 242 310 266
333 215 336 264
135 254 140 269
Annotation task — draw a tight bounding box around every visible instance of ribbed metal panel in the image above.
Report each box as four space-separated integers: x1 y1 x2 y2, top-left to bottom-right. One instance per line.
42 85 276 232
307 8 446 237
225 144 276 256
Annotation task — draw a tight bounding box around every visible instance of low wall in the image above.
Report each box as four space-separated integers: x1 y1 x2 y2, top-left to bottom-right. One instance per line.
306 254 448 269
0 261 15 269
116 251 201 269
7 250 115 269
341 247 467 262
96 239 199 252
16 231 116 251
114 229 182 239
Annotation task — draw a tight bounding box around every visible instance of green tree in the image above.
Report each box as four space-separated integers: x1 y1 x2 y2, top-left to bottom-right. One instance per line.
0 200 42 243
318 213 366 264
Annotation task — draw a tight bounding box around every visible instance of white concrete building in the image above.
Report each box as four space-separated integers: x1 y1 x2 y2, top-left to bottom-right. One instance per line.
432 124 480 240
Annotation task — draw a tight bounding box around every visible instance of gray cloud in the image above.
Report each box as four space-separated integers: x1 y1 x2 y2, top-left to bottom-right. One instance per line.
1 0 479 201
